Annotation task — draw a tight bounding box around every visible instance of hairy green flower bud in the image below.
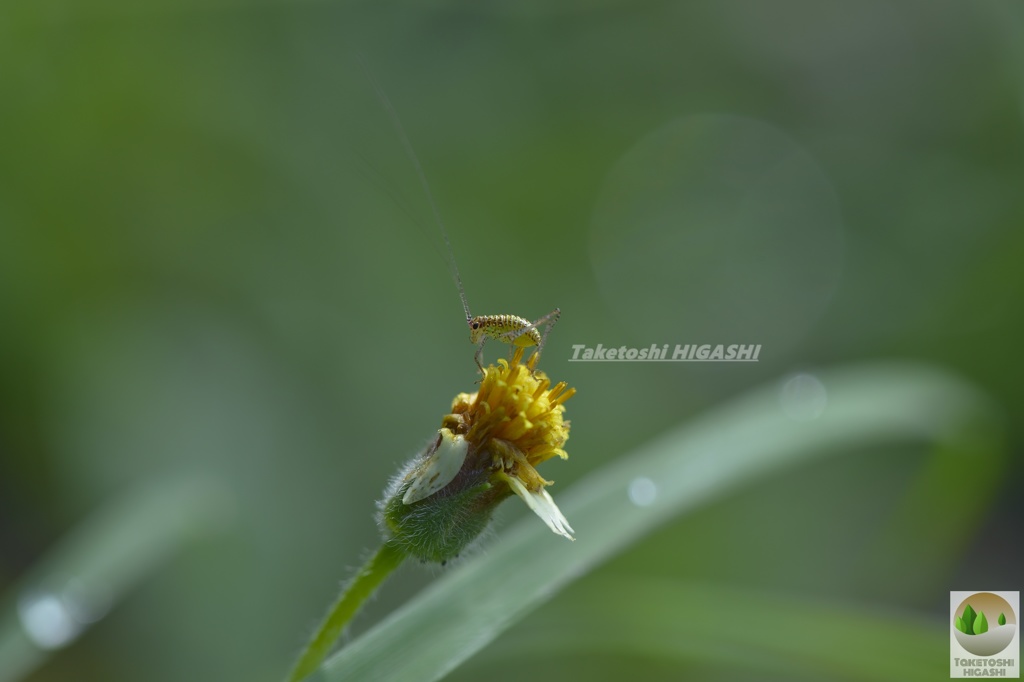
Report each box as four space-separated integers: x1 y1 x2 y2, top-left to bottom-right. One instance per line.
377 350 576 564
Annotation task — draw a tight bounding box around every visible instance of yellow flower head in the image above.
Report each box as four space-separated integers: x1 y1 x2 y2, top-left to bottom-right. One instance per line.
379 349 576 562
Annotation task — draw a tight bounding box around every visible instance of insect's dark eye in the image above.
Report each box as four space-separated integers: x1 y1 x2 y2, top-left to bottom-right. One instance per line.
472 322 479 329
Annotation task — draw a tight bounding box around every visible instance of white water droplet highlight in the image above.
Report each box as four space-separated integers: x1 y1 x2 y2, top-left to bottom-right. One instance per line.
628 477 658 507
18 592 81 650
779 373 827 421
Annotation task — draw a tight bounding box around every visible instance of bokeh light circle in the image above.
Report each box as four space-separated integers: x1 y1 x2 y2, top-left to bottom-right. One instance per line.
590 115 845 357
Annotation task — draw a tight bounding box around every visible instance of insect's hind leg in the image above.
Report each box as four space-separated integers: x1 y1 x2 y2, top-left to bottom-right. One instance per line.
533 307 561 362
496 308 561 368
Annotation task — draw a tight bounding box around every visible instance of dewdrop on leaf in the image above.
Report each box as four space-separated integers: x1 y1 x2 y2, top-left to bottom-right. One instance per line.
378 348 576 564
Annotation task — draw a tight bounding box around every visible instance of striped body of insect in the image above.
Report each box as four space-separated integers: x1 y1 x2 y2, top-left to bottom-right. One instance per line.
470 314 542 348
360 57 560 373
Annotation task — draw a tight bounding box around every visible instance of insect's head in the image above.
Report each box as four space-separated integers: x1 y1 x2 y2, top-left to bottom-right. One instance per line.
468 316 484 344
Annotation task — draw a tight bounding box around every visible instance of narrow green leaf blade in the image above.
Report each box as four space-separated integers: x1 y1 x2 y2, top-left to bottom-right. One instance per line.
0 477 232 682
317 364 997 682
482 578 946 682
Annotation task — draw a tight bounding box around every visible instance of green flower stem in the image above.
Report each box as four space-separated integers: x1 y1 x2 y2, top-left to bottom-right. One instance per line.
286 542 406 682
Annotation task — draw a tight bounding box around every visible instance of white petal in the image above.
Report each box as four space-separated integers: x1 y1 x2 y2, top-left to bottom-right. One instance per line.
505 475 575 541
403 429 468 504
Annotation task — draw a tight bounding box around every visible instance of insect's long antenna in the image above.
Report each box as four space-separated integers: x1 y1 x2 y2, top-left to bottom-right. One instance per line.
349 146 451 268
357 55 473 323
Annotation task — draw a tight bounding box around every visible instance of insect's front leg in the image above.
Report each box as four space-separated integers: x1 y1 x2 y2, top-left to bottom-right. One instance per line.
474 339 487 375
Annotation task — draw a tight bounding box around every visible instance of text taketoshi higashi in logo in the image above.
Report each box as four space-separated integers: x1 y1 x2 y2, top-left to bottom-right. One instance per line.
950 591 1019 678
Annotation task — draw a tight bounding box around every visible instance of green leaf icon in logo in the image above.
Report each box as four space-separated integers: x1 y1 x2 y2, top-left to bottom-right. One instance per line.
962 604 977 634
955 596 1015 657
973 611 988 635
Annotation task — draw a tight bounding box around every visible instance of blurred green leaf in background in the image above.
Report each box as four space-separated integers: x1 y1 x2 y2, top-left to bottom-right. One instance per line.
1 1 1022 681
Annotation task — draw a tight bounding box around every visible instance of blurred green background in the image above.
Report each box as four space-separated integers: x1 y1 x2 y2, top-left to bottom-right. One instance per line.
1 1 1022 681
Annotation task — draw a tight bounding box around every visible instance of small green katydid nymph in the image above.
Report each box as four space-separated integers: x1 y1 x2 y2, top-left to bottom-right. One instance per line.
359 57 561 374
